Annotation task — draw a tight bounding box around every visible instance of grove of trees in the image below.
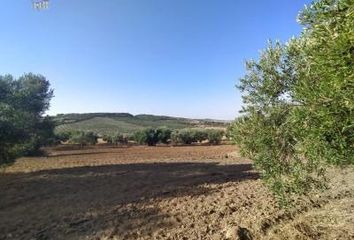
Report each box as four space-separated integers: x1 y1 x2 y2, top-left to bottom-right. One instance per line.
0 73 55 165
81 127 225 146
171 128 224 145
230 0 353 204
57 127 225 147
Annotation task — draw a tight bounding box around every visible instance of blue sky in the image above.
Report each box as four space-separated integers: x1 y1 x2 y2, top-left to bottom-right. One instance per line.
0 0 310 120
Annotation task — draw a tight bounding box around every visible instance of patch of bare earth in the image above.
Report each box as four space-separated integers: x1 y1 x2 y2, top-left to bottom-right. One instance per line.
0 145 353 240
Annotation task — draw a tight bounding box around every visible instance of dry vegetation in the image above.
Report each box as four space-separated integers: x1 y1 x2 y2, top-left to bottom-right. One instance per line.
0 145 353 240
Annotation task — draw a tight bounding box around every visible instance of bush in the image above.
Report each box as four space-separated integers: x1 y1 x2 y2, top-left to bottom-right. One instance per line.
192 129 208 143
69 131 98 146
104 132 129 145
171 129 196 145
170 131 179 144
133 127 173 145
178 129 196 144
55 131 72 143
171 128 223 145
156 127 172 144
133 128 159 146
206 129 224 145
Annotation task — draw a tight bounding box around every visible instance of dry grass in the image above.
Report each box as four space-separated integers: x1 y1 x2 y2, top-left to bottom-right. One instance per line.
0 145 353 240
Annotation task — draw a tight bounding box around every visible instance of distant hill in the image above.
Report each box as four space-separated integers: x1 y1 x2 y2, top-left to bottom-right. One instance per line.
53 113 230 135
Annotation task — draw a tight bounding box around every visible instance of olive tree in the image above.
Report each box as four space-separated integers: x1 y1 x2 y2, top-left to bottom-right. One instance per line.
133 128 159 146
206 129 224 145
133 127 173 146
156 127 172 144
105 132 129 145
0 73 54 164
69 131 98 147
193 129 208 143
171 129 196 145
231 0 353 204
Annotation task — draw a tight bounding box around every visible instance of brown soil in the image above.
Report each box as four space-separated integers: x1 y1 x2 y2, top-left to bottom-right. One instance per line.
0 145 353 240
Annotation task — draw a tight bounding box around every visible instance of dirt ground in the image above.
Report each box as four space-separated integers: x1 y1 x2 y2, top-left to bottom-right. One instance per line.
0 145 353 240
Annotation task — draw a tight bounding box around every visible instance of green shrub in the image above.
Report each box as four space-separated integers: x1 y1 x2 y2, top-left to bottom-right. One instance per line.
55 131 72 143
170 131 180 144
171 129 196 145
69 131 98 146
171 128 220 145
133 127 173 145
105 132 129 145
133 128 159 146
156 127 172 144
206 129 224 145
193 129 208 143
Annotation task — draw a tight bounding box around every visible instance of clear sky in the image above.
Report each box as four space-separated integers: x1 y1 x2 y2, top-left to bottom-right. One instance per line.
0 0 310 120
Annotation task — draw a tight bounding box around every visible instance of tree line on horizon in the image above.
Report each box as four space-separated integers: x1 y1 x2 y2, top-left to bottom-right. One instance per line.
56 127 225 147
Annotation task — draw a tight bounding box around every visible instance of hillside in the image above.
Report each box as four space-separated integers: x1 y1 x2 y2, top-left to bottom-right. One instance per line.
53 113 229 135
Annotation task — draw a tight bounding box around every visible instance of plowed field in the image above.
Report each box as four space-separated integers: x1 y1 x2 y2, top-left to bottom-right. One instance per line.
0 145 353 239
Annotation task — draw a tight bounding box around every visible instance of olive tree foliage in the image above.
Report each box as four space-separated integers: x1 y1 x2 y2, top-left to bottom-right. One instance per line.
193 129 208 143
133 127 173 145
68 131 98 146
133 128 159 146
171 128 224 145
291 0 354 165
207 129 224 145
134 128 157 146
231 0 353 204
104 132 129 145
0 73 54 165
171 129 195 145
55 131 72 143
156 127 172 144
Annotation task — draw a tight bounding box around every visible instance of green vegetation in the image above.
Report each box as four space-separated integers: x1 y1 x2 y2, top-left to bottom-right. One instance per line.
156 127 172 144
54 113 229 136
171 128 224 145
56 117 143 135
103 132 129 145
109 127 225 146
193 129 208 143
68 131 98 146
231 0 354 205
171 129 196 145
0 73 54 165
54 131 71 143
132 127 173 146
206 129 224 145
